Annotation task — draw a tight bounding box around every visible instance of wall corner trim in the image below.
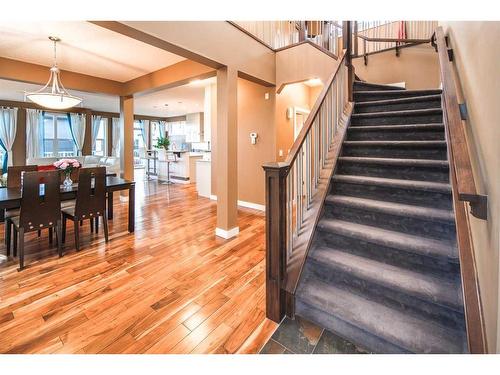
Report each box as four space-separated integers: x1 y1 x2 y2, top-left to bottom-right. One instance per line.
215 226 240 239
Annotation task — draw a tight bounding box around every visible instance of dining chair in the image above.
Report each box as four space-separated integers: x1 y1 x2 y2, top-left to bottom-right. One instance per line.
61 167 108 251
4 165 38 248
7 170 62 270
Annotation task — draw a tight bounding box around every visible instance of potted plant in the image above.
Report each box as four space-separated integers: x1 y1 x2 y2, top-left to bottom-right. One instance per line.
54 158 81 187
155 135 170 151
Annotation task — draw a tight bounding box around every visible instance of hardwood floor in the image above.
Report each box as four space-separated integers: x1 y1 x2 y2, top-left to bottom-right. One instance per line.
0 178 277 353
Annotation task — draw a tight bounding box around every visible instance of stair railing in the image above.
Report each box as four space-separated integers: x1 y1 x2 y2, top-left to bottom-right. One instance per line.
431 26 487 353
262 48 354 322
354 21 437 64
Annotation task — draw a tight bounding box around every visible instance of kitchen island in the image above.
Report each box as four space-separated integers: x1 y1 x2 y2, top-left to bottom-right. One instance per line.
157 150 203 184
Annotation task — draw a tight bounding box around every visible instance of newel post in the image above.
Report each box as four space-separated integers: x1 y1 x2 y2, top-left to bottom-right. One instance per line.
343 20 355 102
263 162 289 323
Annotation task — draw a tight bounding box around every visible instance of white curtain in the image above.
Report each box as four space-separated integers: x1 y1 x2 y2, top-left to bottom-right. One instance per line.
26 108 42 159
140 120 150 150
0 107 18 167
159 120 167 138
112 117 120 157
69 113 86 156
91 115 102 153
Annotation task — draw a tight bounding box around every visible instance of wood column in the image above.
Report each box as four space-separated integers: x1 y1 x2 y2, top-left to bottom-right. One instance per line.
215 66 238 239
119 96 135 185
343 21 355 102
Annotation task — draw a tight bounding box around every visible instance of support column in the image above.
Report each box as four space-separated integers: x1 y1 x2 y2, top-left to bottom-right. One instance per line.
120 96 135 185
215 66 238 239
82 112 92 156
106 116 113 157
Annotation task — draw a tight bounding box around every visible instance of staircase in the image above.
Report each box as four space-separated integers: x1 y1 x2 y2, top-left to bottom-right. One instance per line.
294 80 468 354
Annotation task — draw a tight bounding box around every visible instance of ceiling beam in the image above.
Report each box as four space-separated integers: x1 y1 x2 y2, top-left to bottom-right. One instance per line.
0 56 123 96
123 60 216 96
90 21 223 70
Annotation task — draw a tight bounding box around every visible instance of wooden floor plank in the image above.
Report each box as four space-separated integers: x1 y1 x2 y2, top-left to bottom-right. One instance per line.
0 181 272 354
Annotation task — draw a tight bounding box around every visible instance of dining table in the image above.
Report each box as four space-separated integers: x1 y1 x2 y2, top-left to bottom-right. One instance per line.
0 176 135 233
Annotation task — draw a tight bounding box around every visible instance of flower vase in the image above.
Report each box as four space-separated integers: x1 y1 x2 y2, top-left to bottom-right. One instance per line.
63 172 73 187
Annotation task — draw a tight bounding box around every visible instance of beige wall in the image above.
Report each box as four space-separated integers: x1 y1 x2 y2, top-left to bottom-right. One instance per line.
276 42 338 91
237 78 276 205
439 21 500 353
353 44 440 89
275 82 323 162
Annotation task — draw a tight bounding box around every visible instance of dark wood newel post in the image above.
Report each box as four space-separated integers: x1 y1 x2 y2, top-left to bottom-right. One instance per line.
263 162 289 323
343 20 355 102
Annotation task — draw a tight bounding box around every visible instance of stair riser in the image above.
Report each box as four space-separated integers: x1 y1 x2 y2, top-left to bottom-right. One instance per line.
354 91 441 102
337 162 450 182
347 129 445 141
354 100 442 113
324 203 457 240
354 82 402 92
295 299 409 354
351 113 443 126
315 232 460 276
331 180 453 209
341 145 448 160
305 261 466 331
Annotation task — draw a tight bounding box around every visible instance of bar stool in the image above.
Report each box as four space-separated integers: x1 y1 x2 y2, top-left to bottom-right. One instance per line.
162 152 177 185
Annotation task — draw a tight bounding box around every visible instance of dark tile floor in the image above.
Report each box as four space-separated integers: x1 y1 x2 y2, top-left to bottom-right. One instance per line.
260 317 372 354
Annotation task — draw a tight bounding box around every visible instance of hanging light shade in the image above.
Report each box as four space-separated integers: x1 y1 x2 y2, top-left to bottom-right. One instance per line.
25 36 82 110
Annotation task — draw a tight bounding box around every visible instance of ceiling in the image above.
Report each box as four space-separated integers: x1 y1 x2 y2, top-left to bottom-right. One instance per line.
0 21 186 82
135 78 215 117
0 77 214 117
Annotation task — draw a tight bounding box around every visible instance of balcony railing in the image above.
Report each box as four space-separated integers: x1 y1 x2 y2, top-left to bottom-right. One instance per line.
229 21 342 57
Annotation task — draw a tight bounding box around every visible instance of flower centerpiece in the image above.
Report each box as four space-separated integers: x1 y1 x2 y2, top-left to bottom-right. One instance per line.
54 158 80 187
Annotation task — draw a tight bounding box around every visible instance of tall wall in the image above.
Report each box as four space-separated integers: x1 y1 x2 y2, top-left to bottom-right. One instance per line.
237 78 275 206
439 21 500 353
352 44 440 89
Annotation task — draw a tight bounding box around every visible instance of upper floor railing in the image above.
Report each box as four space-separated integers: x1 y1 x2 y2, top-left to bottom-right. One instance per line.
353 21 437 64
229 21 342 57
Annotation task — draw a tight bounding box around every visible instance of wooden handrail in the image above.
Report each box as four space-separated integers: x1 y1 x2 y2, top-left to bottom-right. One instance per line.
285 50 346 167
432 27 487 220
432 26 487 353
357 35 430 43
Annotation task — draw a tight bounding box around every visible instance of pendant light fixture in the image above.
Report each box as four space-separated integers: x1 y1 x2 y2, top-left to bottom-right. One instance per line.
25 36 82 110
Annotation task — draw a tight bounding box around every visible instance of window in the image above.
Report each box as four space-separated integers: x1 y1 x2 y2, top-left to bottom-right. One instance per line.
41 113 77 158
92 118 108 156
133 120 145 167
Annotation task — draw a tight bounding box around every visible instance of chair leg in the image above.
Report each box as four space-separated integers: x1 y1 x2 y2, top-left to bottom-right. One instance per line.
56 221 63 258
18 228 24 271
102 213 109 243
49 227 53 245
62 215 67 244
80 220 83 227
13 226 18 258
74 219 80 251
37 230 41 237
90 218 94 233
6 219 11 257
95 216 99 234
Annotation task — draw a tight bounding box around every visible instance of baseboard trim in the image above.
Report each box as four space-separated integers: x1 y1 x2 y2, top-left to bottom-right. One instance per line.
209 195 265 211
215 226 239 239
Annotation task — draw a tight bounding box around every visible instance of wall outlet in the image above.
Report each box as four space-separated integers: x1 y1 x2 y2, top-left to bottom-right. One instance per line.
264 92 270 100
279 149 283 157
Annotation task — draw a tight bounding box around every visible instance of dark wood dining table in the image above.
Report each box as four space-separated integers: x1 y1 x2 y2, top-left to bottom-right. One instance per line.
0 177 135 233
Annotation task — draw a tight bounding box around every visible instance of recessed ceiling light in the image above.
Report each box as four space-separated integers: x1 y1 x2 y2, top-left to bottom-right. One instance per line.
164 104 169 107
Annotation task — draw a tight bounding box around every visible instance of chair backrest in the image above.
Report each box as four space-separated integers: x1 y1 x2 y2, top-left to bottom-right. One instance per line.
20 170 61 231
75 167 107 219
7 165 38 188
